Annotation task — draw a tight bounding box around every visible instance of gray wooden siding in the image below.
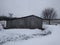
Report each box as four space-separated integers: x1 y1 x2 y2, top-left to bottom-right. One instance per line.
7 16 42 29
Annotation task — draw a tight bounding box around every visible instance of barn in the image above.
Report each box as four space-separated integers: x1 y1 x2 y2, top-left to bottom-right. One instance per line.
6 15 43 29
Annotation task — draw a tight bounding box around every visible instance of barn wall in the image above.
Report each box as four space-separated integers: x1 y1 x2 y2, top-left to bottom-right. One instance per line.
6 16 42 29
24 16 42 28
7 19 26 28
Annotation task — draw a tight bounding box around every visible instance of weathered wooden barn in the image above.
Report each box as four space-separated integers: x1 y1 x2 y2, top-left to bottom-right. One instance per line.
6 15 43 29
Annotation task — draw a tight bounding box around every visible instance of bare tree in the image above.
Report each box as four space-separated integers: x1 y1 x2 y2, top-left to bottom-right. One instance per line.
42 8 57 24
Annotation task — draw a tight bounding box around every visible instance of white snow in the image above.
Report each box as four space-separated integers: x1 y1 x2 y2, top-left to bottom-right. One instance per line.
0 24 60 45
0 23 4 31
0 21 6 28
0 28 50 45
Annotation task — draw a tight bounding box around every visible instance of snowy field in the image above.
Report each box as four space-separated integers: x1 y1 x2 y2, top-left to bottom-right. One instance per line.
0 24 60 45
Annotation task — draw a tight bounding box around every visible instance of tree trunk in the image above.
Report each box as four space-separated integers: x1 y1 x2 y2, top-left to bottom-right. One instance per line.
49 19 51 25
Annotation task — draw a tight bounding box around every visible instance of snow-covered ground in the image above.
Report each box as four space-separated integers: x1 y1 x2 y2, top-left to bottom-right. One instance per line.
0 24 60 45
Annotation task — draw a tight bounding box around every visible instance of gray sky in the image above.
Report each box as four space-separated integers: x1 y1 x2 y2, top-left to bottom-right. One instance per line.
0 0 60 18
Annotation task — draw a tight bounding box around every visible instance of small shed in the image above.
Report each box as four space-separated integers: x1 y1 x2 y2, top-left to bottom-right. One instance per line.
6 15 43 29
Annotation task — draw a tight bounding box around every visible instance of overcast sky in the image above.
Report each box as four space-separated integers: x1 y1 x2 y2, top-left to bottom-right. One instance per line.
0 0 60 18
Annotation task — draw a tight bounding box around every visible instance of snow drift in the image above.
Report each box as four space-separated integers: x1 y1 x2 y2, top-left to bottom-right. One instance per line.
2 24 60 45
0 28 51 45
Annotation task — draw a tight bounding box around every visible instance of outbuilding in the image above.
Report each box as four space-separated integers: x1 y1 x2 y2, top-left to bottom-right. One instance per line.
6 15 43 29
